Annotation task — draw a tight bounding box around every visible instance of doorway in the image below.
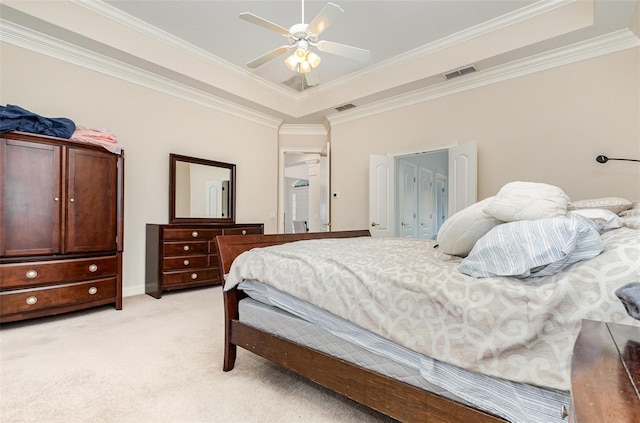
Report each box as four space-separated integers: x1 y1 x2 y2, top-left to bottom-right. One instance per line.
396 150 448 239
280 147 330 233
369 141 477 238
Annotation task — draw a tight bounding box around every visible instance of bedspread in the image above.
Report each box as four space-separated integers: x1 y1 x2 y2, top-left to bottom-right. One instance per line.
225 228 640 390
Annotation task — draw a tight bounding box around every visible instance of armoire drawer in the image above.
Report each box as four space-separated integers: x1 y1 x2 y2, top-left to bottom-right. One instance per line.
162 241 208 256
0 256 118 289
163 255 209 270
162 228 222 241
162 269 220 286
223 227 263 236
0 277 116 315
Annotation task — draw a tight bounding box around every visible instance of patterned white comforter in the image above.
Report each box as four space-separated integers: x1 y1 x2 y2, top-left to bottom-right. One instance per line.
224 228 640 391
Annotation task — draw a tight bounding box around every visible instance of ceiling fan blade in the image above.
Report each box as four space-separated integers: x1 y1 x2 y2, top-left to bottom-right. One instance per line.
316 40 370 62
239 12 290 36
306 2 344 36
304 69 320 87
247 46 291 69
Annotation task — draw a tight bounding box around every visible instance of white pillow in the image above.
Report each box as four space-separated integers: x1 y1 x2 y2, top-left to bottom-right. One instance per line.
568 197 632 214
623 216 640 229
570 208 623 230
483 181 569 222
618 201 640 217
436 197 503 257
619 207 640 218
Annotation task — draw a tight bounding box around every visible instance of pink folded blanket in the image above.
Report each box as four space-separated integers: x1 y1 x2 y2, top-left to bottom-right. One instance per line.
72 126 118 143
71 126 122 154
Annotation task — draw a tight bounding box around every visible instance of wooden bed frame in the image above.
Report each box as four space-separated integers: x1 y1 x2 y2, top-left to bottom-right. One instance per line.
216 230 505 422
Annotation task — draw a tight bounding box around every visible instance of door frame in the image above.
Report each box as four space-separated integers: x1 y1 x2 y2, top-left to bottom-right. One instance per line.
278 146 329 234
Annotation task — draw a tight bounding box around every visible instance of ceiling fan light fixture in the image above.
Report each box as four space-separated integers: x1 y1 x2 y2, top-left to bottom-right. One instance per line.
284 54 298 71
294 47 307 62
306 51 321 68
293 39 309 63
299 60 312 73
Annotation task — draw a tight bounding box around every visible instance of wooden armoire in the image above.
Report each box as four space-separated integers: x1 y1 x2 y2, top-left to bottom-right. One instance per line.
0 131 124 323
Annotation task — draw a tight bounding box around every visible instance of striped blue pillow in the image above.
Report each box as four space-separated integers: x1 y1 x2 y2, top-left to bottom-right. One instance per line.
458 212 603 278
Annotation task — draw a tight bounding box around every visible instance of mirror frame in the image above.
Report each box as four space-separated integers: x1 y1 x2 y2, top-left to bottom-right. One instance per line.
169 153 236 224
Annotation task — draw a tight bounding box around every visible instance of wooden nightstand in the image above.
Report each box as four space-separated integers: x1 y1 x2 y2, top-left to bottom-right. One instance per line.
570 319 640 422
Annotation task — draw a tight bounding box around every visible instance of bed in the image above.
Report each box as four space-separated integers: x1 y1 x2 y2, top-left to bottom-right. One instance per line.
216 190 640 423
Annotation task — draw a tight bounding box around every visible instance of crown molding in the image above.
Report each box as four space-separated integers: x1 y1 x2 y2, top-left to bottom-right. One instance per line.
301 0 578 99
327 29 640 126
71 0 295 99
2 4 637 129
72 0 579 105
0 18 283 129
279 124 328 136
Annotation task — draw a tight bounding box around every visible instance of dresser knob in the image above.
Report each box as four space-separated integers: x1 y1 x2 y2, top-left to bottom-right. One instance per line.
88 264 98 272
242 230 247 235
88 287 98 295
183 259 190 266
191 273 198 280
25 270 38 279
26 296 38 305
191 231 198 238
183 245 190 251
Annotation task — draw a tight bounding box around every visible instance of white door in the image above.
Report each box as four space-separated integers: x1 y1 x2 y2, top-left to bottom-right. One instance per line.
448 141 477 215
369 141 476 238
368 154 394 237
398 161 418 238
418 167 434 239
319 142 330 232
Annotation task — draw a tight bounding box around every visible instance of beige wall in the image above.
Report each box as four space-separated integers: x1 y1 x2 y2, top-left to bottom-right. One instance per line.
2 42 639 295
0 43 280 297
329 47 640 231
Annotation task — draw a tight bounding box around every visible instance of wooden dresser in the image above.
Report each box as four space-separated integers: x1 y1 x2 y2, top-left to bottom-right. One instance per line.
145 223 263 298
0 131 124 323
570 319 640 422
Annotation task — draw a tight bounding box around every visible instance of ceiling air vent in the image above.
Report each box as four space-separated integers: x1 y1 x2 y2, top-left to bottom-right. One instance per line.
443 65 477 80
335 103 356 112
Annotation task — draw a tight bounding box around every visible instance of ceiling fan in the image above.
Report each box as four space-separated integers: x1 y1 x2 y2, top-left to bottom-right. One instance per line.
239 1 370 86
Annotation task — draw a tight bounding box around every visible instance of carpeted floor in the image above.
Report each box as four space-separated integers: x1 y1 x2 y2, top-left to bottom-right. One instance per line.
0 286 394 423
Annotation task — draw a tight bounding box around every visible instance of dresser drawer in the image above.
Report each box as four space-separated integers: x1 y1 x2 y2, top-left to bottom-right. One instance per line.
162 228 222 241
0 277 116 315
163 255 208 270
223 226 263 236
162 269 220 286
0 256 118 289
163 241 208 256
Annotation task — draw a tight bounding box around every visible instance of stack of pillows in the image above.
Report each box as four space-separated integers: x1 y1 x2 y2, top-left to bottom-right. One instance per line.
436 181 637 278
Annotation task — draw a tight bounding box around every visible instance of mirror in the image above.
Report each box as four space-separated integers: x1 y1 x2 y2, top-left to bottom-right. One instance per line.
169 153 236 223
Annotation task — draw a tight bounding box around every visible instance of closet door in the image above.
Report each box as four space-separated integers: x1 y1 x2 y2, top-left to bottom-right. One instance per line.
66 147 118 253
1 138 62 256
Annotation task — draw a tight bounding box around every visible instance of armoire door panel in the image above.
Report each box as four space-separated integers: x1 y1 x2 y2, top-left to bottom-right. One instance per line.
66 147 118 253
1 139 62 256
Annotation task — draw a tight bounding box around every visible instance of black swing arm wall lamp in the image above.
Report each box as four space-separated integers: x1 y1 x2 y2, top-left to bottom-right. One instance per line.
595 155 640 163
